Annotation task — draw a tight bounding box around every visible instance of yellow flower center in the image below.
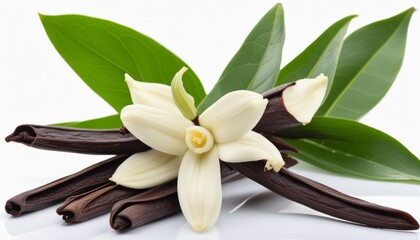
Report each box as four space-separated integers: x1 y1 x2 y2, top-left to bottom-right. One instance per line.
185 126 214 154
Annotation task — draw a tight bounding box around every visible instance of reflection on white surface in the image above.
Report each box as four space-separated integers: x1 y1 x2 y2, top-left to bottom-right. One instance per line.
87 229 118 240
176 223 219 240
6 215 110 240
5 207 58 236
229 193 259 213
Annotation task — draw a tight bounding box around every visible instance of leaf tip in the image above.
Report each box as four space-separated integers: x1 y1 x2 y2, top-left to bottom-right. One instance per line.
348 14 359 19
38 13 52 24
340 14 358 25
399 7 416 18
273 3 284 13
408 7 416 13
38 13 45 20
273 2 283 8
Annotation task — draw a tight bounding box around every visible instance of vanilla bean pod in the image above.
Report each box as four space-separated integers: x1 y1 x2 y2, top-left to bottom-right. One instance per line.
57 183 143 223
228 161 419 230
5 125 149 154
109 156 297 231
5 155 129 216
5 124 298 155
110 180 178 231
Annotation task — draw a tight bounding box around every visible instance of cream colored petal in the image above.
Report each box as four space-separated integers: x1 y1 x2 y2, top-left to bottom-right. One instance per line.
109 150 182 189
125 73 182 116
217 131 284 172
177 148 222 232
121 104 193 156
283 74 328 124
199 90 268 143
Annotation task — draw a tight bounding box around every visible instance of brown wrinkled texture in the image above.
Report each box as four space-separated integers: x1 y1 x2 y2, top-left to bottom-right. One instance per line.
110 180 178 230
57 183 143 223
5 124 149 154
228 161 419 230
5 155 129 216
50 162 241 224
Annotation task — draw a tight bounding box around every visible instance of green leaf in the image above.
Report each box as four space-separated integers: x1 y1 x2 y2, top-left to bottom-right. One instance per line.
278 117 420 183
317 8 415 119
40 14 206 113
197 3 285 112
54 114 121 129
276 15 355 97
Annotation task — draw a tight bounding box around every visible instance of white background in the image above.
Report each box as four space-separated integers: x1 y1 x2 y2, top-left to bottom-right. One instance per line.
0 0 419 239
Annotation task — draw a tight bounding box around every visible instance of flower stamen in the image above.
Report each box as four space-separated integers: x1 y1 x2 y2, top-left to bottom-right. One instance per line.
186 126 214 154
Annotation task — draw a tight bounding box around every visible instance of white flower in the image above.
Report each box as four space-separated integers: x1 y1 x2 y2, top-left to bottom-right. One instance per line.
110 69 284 232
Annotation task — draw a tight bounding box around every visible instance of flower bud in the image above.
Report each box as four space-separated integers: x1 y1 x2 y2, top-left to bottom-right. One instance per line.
282 74 328 125
254 74 328 133
171 67 198 120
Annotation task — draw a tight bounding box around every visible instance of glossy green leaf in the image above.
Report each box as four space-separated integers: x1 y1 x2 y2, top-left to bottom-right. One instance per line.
198 3 285 112
276 15 355 97
317 8 414 119
278 117 420 183
40 14 206 113
54 114 121 129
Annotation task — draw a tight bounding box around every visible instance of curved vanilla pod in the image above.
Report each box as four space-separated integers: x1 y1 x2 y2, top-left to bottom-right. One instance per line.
5 124 149 154
4 155 129 216
109 157 297 231
57 183 143 223
228 161 419 230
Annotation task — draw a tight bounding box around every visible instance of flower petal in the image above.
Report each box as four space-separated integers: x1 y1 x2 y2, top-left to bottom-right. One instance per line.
125 73 182 116
199 90 268 143
109 150 182 189
121 104 193 155
177 148 222 232
217 131 284 172
283 74 328 124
